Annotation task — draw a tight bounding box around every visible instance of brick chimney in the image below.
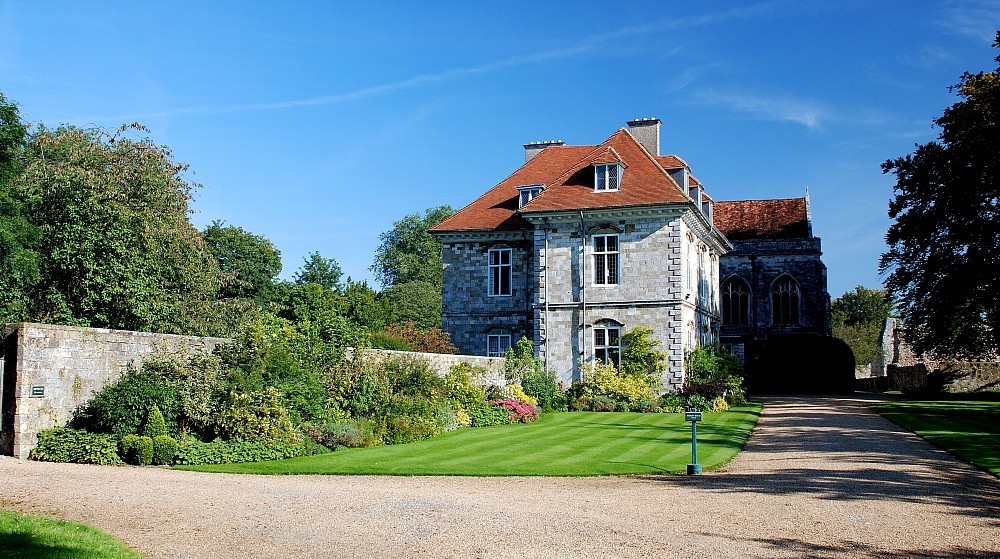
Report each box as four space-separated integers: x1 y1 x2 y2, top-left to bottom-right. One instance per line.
523 140 565 162
626 118 661 156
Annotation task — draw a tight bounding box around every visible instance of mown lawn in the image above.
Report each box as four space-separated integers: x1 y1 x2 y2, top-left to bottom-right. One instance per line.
870 396 1000 477
182 404 761 476
0 510 146 559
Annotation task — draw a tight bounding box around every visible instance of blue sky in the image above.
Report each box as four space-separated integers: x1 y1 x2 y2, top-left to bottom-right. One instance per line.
2 1 998 298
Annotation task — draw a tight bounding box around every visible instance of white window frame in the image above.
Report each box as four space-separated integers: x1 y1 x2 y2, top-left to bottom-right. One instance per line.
517 185 543 208
488 248 512 297
594 164 621 192
593 325 621 367
592 234 619 286
487 334 512 358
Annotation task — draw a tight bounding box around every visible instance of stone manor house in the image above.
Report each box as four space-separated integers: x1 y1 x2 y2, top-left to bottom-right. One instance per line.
430 119 829 390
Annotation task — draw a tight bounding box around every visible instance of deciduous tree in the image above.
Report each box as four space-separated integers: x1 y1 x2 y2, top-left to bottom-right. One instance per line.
370 205 455 289
880 32 1000 359
13 123 222 332
0 91 39 322
293 251 343 291
202 221 282 301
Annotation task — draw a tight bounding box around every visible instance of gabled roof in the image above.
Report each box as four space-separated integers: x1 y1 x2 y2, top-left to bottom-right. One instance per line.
431 129 690 233
713 198 810 240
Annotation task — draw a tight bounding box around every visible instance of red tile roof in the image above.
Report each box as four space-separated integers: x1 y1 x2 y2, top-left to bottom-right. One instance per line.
431 129 690 232
713 198 810 240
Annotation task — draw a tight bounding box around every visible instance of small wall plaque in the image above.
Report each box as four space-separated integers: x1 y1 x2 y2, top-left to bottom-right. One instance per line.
30 385 45 397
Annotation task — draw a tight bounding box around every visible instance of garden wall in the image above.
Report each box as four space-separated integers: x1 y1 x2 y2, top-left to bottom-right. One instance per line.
346 348 506 385
888 362 1000 393
0 323 228 459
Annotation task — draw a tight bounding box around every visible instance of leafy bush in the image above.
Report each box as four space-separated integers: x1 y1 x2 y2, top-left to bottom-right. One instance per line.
490 399 539 423
685 345 747 404
30 428 122 465
120 434 153 466
521 367 566 412
142 406 168 438
467 401 513 427
173 438 306 466
152 435 178 465
659 392 686 413
302 420 380 449
140 352 225 437
620 326 667 377
434 403 462 432
214 387 302 446
575 361 657 408
383 415 442 444
340 361 390 418
369 331 413 351
385 321 457 354
590 395 617 412
71 366 179 437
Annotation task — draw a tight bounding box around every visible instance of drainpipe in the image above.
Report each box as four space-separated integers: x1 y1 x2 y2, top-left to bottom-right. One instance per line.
543 224 550 372
579 211 587 381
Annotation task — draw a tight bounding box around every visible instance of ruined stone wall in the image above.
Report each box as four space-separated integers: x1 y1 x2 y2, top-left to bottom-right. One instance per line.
0 323 227 459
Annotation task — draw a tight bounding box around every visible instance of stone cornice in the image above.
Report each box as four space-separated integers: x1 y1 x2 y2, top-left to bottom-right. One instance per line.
433 230 531 243
522 205 686 225
682 203 733 254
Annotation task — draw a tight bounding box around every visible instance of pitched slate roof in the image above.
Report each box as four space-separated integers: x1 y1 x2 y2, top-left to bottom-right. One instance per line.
713 198 810 240
431 129 690 233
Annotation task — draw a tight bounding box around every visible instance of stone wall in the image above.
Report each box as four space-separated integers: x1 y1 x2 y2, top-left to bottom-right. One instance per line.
346 348 505 385
718 236 830 363
0 323 227 459
440 232 534 357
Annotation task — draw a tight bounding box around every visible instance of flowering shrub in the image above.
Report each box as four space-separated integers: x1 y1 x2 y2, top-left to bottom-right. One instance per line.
489 399 539 424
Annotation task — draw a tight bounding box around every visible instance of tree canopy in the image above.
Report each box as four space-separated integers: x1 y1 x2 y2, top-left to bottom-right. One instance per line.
11 123 222 332
370 205 455 289
0 92 39 322
202 221 282 301
293 251 343 291
879 32 1000 359
831 286 894 367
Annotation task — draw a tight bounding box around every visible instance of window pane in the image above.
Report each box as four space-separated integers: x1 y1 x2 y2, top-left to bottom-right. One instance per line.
607 253 618 284
608 328 619 345
500 267 510 295
608 166 619 189
501 249 510 265
596 166 606 190
594 254 606 284
489 250 498 266
594 329 606 347
606 235 617 251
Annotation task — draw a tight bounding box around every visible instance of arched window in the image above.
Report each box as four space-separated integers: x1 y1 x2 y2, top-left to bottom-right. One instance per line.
771 275 800 325
722 277 751 326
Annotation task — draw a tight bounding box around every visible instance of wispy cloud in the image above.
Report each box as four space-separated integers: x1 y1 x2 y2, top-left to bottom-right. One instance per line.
78 2 786 122
688 90 831 130
938 0 1000 43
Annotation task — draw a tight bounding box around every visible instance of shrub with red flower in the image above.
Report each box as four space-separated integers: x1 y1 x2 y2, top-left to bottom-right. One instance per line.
489 399 539 424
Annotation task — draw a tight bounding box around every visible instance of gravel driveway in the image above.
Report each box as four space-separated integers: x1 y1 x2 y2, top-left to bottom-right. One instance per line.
2 396 999 558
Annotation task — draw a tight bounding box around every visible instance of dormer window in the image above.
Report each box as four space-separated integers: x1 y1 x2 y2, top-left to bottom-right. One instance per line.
594 164 621 192
516 184 544 208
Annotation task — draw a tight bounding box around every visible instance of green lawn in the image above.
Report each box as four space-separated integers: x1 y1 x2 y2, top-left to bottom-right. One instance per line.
870 396 1000 477
0 510 146 559
181 404 761 476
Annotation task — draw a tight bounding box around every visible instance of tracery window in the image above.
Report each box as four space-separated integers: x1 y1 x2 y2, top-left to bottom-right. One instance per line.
722 277 751 326
771 275 800 325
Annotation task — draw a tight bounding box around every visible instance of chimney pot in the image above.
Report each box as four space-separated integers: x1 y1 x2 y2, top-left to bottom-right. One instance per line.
523 139 566 162
627 117 661 156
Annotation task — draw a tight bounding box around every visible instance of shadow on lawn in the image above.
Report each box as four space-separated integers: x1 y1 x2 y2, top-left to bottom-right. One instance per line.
0 531 95 559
